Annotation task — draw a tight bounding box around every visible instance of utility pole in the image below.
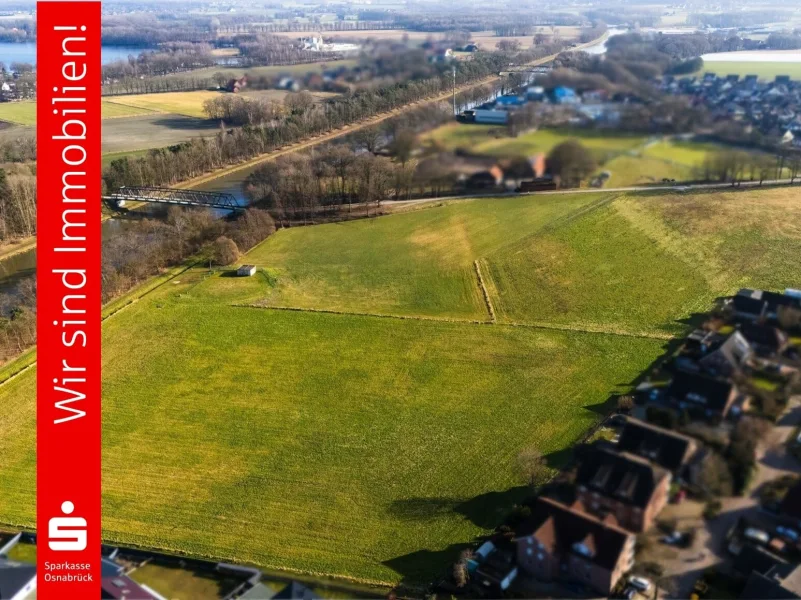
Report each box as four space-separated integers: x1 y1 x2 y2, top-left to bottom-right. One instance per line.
452 65 457 116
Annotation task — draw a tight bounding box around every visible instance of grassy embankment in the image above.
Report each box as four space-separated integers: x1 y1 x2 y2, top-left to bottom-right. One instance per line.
2 187 800 586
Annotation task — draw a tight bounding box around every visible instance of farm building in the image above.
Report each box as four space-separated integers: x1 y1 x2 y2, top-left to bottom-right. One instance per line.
237 265 257 277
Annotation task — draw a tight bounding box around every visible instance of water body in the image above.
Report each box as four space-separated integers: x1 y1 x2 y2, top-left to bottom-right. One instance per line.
0 41 152 66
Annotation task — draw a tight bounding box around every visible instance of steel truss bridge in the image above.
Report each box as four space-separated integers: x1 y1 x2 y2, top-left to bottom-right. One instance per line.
103 186 241 211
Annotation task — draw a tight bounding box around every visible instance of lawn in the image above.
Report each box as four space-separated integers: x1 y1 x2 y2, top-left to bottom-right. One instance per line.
0 100 156 125
697 61 801 81
128 563 241 600
1 186 799 586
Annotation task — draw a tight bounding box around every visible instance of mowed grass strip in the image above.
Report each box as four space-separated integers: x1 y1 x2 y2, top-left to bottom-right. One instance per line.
0 100 156 125
0 286 666 585
245 193 603 319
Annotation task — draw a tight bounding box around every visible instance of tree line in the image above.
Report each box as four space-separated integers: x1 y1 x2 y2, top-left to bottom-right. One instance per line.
102 43 217 81
101 48 542 192
0 166 36 241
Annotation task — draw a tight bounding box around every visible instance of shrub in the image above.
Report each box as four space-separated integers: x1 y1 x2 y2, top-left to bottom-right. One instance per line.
213 236 240 266
703 499 722 520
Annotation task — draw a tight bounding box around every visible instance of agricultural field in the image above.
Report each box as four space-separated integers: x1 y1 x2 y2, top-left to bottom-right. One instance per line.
697 60 801 81
100 114 221 154
105 90 227 119
2 187 800 586
0 100 158 126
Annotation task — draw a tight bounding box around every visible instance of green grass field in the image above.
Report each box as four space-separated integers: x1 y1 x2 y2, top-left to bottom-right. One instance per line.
0 100 156 125
1 187 800 586
698 61 801 81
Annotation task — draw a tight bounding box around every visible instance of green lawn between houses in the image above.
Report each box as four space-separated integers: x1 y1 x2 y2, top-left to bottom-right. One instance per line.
1 187 800 587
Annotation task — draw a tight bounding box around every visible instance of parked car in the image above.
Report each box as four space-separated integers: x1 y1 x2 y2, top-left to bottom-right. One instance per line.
776 526 799 542
662 531 684 545
629 576 652 593
744 527 770 545
623 587 637 600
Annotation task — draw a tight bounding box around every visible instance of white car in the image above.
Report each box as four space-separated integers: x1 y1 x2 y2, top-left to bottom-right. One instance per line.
661 531 683 545
777 526 799 542
628 576 652 593
744 527 770 545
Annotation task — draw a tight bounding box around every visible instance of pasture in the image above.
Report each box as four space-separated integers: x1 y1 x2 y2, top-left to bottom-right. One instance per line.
2 186 800 586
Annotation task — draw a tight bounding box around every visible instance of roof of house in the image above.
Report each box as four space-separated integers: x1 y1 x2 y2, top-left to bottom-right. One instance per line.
733 289 801 315
780 481 801 521
616 417 696 472
575 448 669 509
733 543 787 575
699 331 753 376
738 323 788 352
0 558 36 600
666 370 736 413
741 564 801 600
101 575 157 599
515 497 631 571
272 581 320 600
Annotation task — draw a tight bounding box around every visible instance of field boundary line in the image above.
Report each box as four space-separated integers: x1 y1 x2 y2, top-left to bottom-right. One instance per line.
473 259 496 323
232 303 674 340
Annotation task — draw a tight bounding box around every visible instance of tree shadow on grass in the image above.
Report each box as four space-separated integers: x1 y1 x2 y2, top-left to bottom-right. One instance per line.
383 542 473 592
387 486 529 530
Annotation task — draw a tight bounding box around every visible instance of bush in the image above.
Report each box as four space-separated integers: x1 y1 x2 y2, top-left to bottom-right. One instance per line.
617 395 634 412
212 236 240 266
703 499 722 520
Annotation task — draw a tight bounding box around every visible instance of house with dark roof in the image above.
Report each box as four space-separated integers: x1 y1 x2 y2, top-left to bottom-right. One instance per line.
663 370 744 419
741 563 801 599
737 323 789 357
698 331 754 378
617 417 698 475
514 496 635 595
0 558 36 600
780 480 801 528
729 289 801 323
574 447 671 532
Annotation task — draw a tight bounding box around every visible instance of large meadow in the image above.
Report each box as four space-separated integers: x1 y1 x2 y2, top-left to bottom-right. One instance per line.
1 187 800 586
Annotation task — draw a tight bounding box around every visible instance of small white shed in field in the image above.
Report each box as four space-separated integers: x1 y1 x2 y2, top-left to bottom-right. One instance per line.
237 265 257 277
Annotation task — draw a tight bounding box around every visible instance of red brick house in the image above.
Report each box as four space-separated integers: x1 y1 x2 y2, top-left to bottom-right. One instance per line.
575 448 671 532
617 417 699 475
514 496 635 596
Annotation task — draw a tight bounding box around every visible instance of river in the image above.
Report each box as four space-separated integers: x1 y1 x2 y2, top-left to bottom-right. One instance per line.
0 41 153 66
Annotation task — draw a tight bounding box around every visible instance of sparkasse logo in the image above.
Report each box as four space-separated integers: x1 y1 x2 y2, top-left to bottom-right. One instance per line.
48 501 87 551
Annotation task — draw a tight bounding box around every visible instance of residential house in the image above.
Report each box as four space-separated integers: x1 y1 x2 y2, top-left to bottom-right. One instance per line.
729 289 801 323
780 480 801 529
697 331 753 378
737 323 789 357
574 448 671 532
272 581 320 600
101 576 158 600
616 417 698 476
0 558 36 600
662 370 744 419
741 563 801 599
514 496 635 596
551 86 580 105
472 544 518 595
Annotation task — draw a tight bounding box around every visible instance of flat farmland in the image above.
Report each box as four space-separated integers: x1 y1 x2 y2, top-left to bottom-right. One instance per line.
696 60 801 81
2 186 799 586
0 100 154 125
101 114 221 154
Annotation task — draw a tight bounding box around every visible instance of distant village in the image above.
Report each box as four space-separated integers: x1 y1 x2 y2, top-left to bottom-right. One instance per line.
444 288 801 600
460 71 801 148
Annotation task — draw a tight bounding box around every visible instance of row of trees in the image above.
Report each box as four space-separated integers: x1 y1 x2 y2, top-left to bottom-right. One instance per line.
101 49 528 191
102 43 217 81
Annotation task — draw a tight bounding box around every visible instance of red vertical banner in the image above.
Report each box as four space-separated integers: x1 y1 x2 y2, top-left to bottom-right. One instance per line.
37 2 101 598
